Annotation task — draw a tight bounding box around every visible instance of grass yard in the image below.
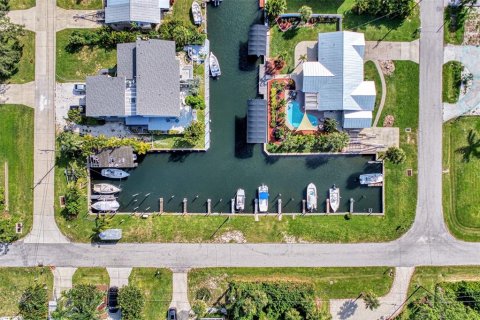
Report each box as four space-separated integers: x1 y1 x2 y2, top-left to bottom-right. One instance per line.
364 60 382 121
0 267 53 317
444 5 468 45
8 0 36 10
443 61 463 103
443 117 480 241
188 267 394 312
129 268 173 320
72 268 109 286
270 0 420 72
56 0 103 9
6 31 35 84
0 105 34 241
56 29 117 82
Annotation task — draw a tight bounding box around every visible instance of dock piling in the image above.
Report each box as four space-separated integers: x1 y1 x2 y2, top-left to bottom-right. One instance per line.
183 198 187 214
302 199 306 215
207 199 211 215
254 199 258 214
326 199 330 214
159 198 164 214
349 198 354 213
231 198 235 214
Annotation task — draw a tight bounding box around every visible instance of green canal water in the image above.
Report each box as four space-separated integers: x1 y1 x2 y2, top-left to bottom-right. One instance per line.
93 0 382 214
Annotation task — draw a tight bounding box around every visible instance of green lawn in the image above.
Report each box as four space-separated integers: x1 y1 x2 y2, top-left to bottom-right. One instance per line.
0 267 53 317
443 61 463 103
188 267 394 312
443 117 480 241
364 60 382 121
129 268 173 320
56 29 117 82
271 0 420 72
9 0 36 10
0 105 34 241
6 31 35 84
72 268 109 286
397 266 480 318
56 0 103 9
444 5 468 45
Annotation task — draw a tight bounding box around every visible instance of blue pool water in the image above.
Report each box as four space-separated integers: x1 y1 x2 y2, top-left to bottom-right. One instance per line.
287 100 318 128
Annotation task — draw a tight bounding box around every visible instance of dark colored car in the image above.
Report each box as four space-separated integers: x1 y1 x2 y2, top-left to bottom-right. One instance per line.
107 286 119 313
168 307 177 320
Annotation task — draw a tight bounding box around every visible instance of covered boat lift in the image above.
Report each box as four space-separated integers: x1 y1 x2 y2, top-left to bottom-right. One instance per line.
248 24 268 57
246 99 268 144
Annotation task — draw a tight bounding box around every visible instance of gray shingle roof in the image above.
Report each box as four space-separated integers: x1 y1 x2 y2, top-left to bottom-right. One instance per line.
247 99 267 144
135 39 180 117
117 42 136 79
248 24 268 56
86 76 126 117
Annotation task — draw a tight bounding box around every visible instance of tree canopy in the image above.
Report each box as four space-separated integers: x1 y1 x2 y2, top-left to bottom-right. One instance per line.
19 283 49 320
265 0 287 21
118 285 144 320
353 0 415 19
52 284 103 320
0 15 25 80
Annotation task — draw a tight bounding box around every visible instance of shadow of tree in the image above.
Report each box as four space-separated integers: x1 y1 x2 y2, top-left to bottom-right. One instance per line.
455 129 480 162
337 299 358 320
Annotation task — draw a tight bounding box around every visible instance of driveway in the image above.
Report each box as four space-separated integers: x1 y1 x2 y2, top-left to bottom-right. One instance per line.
365 40 419 63
0 82 35 107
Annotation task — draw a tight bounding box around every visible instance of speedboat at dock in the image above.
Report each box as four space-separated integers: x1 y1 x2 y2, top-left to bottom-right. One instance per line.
258 184 269 213
359 173 383 186
93 183 121 194
91 200 120 212
101 169 129 179
192 1 202 25
236 188 245 212
209 52 221 77
306 183 317 212
329 185 340 213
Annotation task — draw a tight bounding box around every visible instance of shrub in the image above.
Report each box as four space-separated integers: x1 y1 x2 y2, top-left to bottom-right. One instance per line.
64 182 86 218
67 108 82 124
118 285 144 320
385 146 406 164
323 118 338 133
183 121 205 146
185 95 206 110
265 0 287 21
353 0 415 19
192 299 207 317
52 284 103 319
196 287 212 301
19 283 48 320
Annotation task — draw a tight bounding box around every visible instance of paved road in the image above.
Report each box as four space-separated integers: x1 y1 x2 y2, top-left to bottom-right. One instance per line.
2 0 476 272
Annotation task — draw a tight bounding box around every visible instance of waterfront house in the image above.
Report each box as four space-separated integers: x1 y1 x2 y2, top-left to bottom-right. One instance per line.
86 39 183 131
299 31 376 129
105 0 171 29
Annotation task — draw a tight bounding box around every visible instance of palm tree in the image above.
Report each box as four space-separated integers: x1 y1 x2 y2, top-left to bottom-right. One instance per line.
362 291 380 310
456 129 480 162
298 5 312 24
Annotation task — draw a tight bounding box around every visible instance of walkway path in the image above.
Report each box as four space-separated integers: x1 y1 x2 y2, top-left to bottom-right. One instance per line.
170 271 192 320
330 267 414 320
372 60 387 127
23 0 69 244
0 82 35 107
107 267 131 288
443 45 480 121
365 40 419 63
53 267 77 299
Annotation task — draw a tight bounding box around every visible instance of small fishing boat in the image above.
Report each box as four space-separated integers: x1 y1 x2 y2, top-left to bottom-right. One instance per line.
306 183 317 212
192 1 202 25
93 183 121 194
258 184 269 213
209 52 221 77
329 185 340 213
101 169 129 179
91 200 120 212
236 188 245 212
359 173 383 186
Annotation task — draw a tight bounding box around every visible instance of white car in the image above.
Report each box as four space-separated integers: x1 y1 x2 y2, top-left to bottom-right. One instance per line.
73 83 86 94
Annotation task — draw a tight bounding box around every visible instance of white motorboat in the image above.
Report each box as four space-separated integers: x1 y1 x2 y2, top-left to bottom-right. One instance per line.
359 173 383 185
258 184 269 213
209 52 221 77
93 183 121 194
329 185 340 213
101 169 129 179
91 200 120 212
306 183 317 212
236 188 245 211
192 1 202 25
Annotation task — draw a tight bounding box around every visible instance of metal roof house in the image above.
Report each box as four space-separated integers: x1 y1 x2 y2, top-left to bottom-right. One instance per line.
105 0 170 26
299 31 376 129
86 39 181 130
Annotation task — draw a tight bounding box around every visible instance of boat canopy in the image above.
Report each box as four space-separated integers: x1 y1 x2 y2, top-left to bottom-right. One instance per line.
259 192 269 199
248 24 268 57
247 99 268 144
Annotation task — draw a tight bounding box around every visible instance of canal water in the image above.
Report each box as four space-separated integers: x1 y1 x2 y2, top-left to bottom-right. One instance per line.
93 0 382 214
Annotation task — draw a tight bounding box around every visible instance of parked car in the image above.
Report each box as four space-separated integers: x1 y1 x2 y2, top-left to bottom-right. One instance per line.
107 286 119 313
168 307 177 320
73 83 86 94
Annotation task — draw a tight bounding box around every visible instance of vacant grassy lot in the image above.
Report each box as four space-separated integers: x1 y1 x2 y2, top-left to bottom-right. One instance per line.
9 0 36 10
443 61 463 103
6 31 35 84
0 105 34 241
364 60 382 121
443 117 480 241
271 0 420 72
57 0 103 9
72 268 109 286
0 267 53 317
188 267 394 313
129 268 173 320
56 29 117 82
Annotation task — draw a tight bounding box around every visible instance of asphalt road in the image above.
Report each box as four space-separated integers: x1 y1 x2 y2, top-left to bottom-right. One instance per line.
2 0 476 269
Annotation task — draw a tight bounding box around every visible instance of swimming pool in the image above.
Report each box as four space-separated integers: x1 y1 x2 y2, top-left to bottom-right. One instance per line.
286 100 318 128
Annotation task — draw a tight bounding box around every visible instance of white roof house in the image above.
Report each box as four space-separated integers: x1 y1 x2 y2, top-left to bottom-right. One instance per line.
105 0 170 25
300 31 376 128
